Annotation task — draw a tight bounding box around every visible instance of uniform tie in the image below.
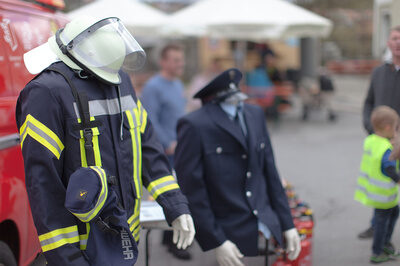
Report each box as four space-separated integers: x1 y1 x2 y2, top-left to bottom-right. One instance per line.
236 105 247 137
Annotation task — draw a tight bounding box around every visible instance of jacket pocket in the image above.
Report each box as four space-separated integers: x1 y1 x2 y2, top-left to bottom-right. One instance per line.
204 142 237 177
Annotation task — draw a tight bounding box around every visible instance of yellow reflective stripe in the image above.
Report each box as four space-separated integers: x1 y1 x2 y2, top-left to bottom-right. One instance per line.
147 175 180 199
71 167 108 222
126 110 141 199
93 134 102 166
20 114 64 159
133 225 140 237
137 100 148 134
79 138 88 167
152 183 180 200
38 225 79 252
147 175 175 192
128 199 141 232
133 107 143 197
79 223 91 250
137 125 143 196
140 108 147 134
134 231 140 242
77 117 101 167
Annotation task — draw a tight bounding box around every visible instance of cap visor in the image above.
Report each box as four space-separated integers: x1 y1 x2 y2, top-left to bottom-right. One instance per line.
23 42 59 74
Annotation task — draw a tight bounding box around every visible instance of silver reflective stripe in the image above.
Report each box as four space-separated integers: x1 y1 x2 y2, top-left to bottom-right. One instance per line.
133 229 140 239
80 238 88 247
73 95 137 118
359 172 397 189
22 121 63 155
134 127 141 196
148 180 177 196
369 179 397 189
129 215 139 229
139 104 145 124
74 167 107 222
357 185 398 203
40 231 79 247
359 172 368 178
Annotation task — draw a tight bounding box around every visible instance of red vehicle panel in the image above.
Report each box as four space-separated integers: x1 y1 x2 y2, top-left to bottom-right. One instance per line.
0 1 68 265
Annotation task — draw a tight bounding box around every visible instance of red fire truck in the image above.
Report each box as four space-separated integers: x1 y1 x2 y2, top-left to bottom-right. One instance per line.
0 0 67 265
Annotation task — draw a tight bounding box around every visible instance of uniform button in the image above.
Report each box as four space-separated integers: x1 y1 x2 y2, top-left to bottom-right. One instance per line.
260 142 265 149
246 191 252 197
253 210 258 216
242 154 247 159
216 147 223 154
246 172 252 178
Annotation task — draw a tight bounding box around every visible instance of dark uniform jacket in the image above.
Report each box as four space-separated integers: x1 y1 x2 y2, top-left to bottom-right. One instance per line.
174 102 294 256
16 62 189 265
363 63 400 134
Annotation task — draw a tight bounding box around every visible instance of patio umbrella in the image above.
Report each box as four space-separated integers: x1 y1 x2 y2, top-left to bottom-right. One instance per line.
68 0 169 37
163 0 332 40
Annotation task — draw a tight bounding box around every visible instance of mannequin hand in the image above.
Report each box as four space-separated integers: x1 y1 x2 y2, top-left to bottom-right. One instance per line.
171 214 195 249
215 240 244 266
284 228 301 260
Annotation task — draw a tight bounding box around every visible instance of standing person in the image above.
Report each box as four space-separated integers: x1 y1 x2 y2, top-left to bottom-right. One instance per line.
17 16 194 266
186 57 223 112
360 25 400 239
140 43 191 260
174 68 301 266
355 106 400 263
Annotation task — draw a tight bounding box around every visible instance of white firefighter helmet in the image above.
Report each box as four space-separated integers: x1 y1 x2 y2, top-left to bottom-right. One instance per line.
24 16 146 85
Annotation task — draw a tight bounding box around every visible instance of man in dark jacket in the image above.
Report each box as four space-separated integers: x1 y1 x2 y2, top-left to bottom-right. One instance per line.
360 25 400 239
174 68 300 266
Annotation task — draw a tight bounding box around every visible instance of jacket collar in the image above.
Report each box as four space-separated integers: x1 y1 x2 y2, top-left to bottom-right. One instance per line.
206 103 248 150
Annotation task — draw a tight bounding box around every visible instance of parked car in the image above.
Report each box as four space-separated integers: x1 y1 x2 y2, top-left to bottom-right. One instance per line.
0 1 67 265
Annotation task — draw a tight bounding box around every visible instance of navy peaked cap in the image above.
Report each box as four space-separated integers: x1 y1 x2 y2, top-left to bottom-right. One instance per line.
194 68 243 99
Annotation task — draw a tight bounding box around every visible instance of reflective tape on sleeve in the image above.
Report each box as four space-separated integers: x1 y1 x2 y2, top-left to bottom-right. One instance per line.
38 225 80 252
20 114 64 159
146 175 180 199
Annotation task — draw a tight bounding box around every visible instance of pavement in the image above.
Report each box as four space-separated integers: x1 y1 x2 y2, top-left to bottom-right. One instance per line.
135 74 400 266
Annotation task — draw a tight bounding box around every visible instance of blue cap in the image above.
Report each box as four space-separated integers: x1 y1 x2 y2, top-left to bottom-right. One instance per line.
194 68 243 100
65 166 108 222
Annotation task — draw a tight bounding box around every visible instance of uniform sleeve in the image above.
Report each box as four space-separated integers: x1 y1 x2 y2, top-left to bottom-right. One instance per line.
140 83 171 148
363 73 375 134
137 100 190 224
260 113 294 232
174 118 227 250
16 81 89 266
381 149 400 182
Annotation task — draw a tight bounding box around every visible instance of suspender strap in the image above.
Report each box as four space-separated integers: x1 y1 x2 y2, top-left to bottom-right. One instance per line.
47 66 100 166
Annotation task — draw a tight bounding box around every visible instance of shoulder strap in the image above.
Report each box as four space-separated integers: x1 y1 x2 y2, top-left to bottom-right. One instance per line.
47 66 100 166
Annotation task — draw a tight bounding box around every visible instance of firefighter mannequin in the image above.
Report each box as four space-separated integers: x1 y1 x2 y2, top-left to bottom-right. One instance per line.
17 16 194 265
174 69 300 266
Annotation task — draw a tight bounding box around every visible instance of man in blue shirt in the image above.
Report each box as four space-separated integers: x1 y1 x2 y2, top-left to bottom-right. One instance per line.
141 44 186 165
141 43 190 260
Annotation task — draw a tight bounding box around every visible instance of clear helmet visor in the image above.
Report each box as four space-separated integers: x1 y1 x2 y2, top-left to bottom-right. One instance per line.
60 17 146 75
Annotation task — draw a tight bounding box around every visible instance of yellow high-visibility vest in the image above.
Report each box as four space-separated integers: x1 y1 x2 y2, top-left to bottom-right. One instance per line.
355 134 399 209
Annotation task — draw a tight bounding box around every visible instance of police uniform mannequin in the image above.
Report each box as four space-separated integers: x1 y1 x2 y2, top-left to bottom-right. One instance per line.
17 16 194 265
174 68 301 266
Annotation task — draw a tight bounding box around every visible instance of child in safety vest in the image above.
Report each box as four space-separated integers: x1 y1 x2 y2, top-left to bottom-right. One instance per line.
355 105 400 264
